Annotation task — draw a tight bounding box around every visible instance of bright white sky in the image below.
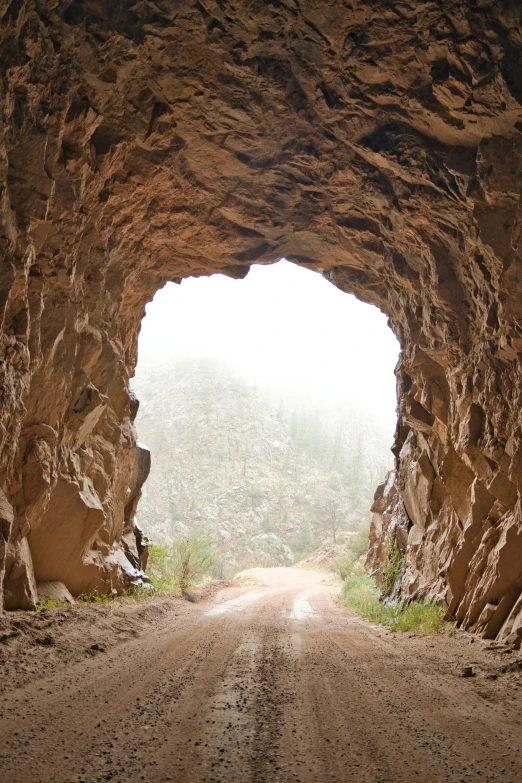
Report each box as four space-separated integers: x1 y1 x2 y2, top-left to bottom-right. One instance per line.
135 260 400 426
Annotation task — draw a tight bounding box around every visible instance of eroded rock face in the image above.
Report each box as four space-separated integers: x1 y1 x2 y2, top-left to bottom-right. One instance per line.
1 1 522 636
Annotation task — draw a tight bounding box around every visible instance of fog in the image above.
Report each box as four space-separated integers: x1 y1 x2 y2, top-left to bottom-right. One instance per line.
135 260 400 427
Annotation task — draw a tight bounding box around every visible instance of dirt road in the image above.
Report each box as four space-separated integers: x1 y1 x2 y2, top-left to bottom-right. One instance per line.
1 567 522 783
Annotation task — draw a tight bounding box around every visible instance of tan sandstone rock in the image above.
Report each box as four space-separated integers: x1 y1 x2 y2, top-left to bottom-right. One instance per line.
37 580 75 606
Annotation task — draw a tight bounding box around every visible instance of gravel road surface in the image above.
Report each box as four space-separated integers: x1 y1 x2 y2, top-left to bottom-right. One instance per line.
1 567 522 783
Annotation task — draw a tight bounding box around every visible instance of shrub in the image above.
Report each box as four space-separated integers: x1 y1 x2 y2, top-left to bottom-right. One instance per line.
174 535 217 591
380 535 403 596
349 525 371 558
147 535 217 594
332 525 371 580
211 556 228 580
333 549 358 580
147 542 176 593
339 572 451 635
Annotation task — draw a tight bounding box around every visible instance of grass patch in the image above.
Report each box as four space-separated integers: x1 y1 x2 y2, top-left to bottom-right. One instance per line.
339 571 452 635
77 591 116 605
36 598 68 611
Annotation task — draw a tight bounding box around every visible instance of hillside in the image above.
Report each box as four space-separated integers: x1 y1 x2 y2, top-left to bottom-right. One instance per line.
132 357 394 572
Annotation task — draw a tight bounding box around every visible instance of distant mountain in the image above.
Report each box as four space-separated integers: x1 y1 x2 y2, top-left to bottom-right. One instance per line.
132 357 394 573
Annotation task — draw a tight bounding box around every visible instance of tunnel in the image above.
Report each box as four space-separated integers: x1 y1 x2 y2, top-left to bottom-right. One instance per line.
1 0 522 646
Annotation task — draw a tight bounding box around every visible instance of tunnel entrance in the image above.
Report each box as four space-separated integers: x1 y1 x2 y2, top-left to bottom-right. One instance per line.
132 260 398 578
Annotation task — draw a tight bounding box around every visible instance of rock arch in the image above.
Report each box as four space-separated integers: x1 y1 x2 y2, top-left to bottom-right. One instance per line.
1 1 522 640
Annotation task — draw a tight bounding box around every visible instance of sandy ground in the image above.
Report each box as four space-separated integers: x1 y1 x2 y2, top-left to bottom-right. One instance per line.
1 567 522 783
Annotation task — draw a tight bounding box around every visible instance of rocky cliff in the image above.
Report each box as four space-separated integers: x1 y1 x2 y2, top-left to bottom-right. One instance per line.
1 1 522 639
132 357 392 569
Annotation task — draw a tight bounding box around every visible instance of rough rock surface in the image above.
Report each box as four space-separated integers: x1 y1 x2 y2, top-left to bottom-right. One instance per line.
366 472 399 580
1 1 522 640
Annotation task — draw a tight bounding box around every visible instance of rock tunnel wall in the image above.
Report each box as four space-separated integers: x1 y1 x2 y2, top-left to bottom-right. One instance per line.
1 0 522 637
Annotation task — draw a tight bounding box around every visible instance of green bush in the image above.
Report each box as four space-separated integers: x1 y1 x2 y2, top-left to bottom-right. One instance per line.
332 525 371 579
147 543 176 593
339 572 451 635
77 591 116 605
174 535 217 591
333 549 358 580
349 526 371 558
147 535 217 594
380 535 403 596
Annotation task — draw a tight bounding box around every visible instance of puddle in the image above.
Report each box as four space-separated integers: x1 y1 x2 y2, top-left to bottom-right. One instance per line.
204 590 267 617
290 594 314 620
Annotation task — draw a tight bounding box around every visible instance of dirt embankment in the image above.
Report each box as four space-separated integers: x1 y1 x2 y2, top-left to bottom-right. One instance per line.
1 568 522 783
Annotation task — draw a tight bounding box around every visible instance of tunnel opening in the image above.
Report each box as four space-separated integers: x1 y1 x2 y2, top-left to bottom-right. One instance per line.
132 260 399 581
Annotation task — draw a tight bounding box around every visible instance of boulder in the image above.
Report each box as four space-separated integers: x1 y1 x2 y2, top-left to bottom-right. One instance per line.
37 581 75 605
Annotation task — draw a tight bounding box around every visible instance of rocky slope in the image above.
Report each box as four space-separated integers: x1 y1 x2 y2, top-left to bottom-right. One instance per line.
0 1 522 641
132 357 393 569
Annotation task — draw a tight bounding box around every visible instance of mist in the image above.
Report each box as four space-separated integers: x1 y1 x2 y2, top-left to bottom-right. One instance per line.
134 260 400 426
132 261 400 563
